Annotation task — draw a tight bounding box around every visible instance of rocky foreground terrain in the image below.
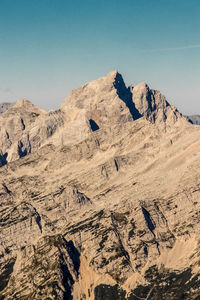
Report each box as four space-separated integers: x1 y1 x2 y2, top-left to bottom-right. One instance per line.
0 71 200 300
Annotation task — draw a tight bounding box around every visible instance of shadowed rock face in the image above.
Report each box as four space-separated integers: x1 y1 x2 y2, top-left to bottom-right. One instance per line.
0 72 200 300
0 72 188 167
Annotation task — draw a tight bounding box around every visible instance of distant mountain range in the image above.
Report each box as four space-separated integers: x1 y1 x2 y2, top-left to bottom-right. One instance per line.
0 102 14 114
187 115 200 125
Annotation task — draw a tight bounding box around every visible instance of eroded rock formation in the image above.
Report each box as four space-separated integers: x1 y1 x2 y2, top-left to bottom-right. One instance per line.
0 72 200 299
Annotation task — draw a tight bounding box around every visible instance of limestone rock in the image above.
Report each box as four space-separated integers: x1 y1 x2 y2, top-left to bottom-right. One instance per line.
61 71 141 126
0 99 46 163
0 72 189 166
131 82 188 126
0 72 199 300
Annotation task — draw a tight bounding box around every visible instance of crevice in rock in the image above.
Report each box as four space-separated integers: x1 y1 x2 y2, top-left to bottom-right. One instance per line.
35 214 42 233
2 183 11 194
27 134 31 154
141 207 156 233
141 206 160 255
89 119 99 131
6 131 9 139
56 237 80 300
144 245 148 256
59 251 74 300
63 238 80 277
0 151 8 167
20 118 25 130
114 159 119 171
113 72 142 121
18 141 27 158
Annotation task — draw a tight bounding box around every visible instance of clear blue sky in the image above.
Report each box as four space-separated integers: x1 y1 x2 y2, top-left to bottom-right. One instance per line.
0 0 199 114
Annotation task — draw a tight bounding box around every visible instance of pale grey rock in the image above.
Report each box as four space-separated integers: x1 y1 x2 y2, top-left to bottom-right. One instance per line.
0 72 199 300
0 98 46 164
131 82 188 126
0 72 189 167
61 71 140 126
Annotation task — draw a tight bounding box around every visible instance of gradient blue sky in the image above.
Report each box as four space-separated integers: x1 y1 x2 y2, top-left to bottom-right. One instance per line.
0 0 199 114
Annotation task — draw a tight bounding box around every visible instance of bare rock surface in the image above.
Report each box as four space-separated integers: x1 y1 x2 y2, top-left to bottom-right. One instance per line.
130 82 188 126
0 72 200 299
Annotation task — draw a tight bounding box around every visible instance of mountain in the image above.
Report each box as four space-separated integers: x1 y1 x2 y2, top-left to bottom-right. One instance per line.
0 102 14 114
0 72 200 300
187 115 200 125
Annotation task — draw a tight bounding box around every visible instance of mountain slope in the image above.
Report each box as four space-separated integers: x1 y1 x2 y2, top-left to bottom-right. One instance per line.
0 72 199 300
0 71 189 167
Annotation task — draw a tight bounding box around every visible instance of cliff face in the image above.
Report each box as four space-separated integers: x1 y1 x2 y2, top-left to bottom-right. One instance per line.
0 72 200 300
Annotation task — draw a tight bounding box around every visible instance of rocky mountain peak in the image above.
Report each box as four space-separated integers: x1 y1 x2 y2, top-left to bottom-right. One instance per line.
0 72 190 167
61 71 188 129
130 82 152 116
132 81 150 91
131 81 188 126
0 72 191 172
14 98 33 107
106 70 128 93
12 98 46 115
61 71 135 129
0 72 200 300
103 69 119 81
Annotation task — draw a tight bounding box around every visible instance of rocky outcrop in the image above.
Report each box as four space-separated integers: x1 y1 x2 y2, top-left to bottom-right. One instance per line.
0 72 199 299
0 72 189 166
130 82 188 126
0 99 68 164
61 71 135 126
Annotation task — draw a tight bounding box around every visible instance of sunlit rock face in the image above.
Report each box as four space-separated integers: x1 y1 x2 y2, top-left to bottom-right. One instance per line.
0 72 200 300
